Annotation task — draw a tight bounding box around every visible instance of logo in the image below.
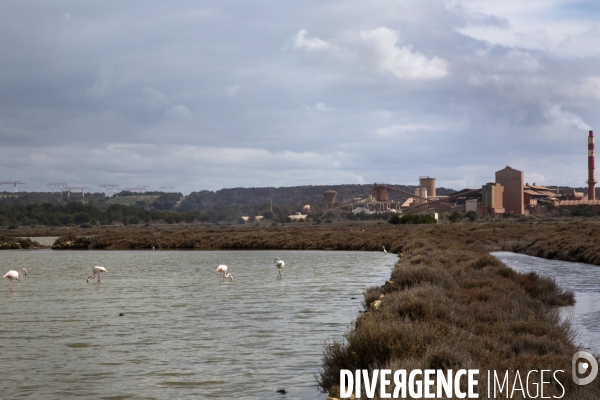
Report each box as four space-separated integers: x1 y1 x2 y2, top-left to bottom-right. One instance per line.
572 351 598 385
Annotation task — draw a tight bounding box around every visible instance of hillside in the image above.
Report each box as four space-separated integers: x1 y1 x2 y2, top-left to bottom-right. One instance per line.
0 183 459 213
178 184 457 211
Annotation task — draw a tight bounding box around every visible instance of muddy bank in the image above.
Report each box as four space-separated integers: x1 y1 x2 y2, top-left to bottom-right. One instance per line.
0 234 44 249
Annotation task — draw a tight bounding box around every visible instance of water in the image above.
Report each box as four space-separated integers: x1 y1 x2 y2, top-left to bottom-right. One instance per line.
492 252 600 353
0 250 393 399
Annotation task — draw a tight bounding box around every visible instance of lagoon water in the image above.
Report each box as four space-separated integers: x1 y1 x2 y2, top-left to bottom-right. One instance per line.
492 252 600 353
0 250 392 399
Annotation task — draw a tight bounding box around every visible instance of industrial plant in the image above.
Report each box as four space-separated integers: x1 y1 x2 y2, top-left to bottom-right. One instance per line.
2 130 598 222
322 130 599 219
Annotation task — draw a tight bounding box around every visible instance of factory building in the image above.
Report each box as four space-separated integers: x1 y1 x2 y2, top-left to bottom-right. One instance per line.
480 182 505 214
495 166 524 215
523 185 558 211
559 199 600 212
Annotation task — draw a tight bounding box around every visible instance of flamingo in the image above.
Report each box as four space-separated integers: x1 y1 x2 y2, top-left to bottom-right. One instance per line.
216 265 233 282
382 246 387 255
3 268 27 292
274 257 285 277
87 266 107 283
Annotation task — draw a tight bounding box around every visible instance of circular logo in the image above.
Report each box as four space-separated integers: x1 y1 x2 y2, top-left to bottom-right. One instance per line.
572 351 599 385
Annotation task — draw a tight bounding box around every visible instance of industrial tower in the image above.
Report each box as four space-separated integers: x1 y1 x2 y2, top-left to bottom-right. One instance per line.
588 130 597 200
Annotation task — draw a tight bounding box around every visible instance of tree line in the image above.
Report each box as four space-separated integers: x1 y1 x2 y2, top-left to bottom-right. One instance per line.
0 201 324 228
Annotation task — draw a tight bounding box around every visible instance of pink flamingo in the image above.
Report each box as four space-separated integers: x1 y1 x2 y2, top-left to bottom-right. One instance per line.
216 265 233 282
87 266 108 283
3 268 27 292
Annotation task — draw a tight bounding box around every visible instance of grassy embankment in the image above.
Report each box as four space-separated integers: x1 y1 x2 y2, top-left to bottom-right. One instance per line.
318 223 600 399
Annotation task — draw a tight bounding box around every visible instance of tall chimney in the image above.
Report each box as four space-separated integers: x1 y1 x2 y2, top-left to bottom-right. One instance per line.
588 130 597 200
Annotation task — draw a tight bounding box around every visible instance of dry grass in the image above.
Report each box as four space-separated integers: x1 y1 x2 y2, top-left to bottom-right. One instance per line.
316 226 599 399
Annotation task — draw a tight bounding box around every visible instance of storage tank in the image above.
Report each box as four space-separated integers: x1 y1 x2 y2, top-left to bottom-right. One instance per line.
414 187 427 206
323 190 337 204
371 185 389 201
419 176 436 198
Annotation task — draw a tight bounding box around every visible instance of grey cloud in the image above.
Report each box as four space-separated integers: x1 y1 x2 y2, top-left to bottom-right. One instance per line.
165 105 193 120
0 1 598 194
86 65 115 98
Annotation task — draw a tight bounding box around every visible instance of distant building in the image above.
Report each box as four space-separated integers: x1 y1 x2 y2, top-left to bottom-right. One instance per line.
352 206 373 215
523 184 557 211
287 212 307 221
559 199 600 212
465 199 479 213
481 182 505 214
495 166 524 215
401 198 414 208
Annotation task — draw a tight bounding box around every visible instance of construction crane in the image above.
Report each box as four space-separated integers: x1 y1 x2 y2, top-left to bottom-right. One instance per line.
68 186 90 202
1 181 24 195
46 183 67 196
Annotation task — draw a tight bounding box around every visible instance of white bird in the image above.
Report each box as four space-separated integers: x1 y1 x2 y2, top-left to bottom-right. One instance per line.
87 266 108 283
382 246 387 255
274 257 285 277
3 268 27 292
216 265 234 282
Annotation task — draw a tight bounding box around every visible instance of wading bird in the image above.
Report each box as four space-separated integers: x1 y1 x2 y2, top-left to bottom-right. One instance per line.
382 246 387 255
3 268 27 292
216 265 233 282
274 257 285 277
87 266 107 283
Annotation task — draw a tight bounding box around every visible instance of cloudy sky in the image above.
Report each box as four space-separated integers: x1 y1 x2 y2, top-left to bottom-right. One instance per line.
1 0 600 194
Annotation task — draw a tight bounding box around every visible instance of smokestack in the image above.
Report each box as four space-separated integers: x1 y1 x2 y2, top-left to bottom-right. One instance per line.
588 130 597 200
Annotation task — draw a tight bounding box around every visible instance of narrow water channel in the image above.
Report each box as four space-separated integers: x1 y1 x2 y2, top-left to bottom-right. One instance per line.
492 252 600 353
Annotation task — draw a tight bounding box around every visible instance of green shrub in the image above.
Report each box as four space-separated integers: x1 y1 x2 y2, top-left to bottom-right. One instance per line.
399 214 436 224
465 211 477 221
389 214 401 224
448 211 462 223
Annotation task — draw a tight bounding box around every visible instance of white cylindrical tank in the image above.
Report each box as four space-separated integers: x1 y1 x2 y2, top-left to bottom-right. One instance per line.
414 187 428 206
